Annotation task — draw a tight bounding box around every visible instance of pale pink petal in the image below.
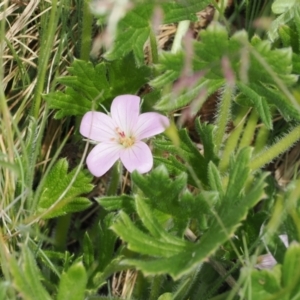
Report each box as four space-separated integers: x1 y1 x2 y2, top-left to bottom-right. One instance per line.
80 112 117 142
86 142 122 177
134 112 170 140
120 141 153 173
110 95 140 135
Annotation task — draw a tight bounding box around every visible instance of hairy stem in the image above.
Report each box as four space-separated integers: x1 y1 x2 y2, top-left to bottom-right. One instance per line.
253 123 270 155
219 106 249 172
251 124 300 170
215 84 233 153
238 108 258 150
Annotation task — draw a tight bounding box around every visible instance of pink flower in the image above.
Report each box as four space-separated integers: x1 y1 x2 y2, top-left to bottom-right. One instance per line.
80 95 170 177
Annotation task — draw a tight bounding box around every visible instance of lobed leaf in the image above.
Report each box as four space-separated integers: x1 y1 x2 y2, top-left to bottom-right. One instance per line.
104 4 153 65
113 150 266 280
162 0 212 23
154 129 209 186
45 54 150 118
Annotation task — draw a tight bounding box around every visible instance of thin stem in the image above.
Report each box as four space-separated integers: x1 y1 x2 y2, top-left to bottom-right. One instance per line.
238 108 258 150
80 0 93 61
251 124 300 170
215 85 233 153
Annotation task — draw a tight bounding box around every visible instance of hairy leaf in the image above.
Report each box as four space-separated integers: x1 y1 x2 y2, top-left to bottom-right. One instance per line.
236 82 272 129
37 159 93 218
154 129 209 186
123 172 265 279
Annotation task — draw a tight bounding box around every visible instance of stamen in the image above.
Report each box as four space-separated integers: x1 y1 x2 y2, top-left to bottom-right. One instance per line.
115 127 135 148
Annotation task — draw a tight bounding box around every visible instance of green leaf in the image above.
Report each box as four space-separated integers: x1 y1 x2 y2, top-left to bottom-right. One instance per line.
135 195 188 246
36 159 93 219
249 36 297 86
113 150 266 280
154 78 224 112
83 233 94 269
236 81 272 129
104 5 153 65
9 248 52 300
104 1 212 65
195 120 218 163
257 84 300 121
96 195 135 213
132 166 218 235
269 0 300 42
224 147 252 202
279 24 299 51
272 0 298 14
0 281 8 299
123 171 266 279
193 23 243 79
150 51 185 89
282 243 300 298
57 262 87 300
132 166 187 216
154 129 208 186
96 213 118 272
158 293 173 300
154 22 298 121
45 54 150 118
112 211 187 258
162 0 211 23
132 166 190 234
245 266 281 299
207 161 224 196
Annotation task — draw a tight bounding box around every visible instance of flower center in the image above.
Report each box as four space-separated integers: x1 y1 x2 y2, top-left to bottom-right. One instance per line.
116 128 135 148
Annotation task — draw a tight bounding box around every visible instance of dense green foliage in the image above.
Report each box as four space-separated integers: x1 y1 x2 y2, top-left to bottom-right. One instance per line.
2 0 300 299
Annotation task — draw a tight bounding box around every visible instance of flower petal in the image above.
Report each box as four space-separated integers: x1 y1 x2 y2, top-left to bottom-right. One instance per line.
134 112 170 140
120 141 153 174
86 143 121 177
80 112 117 142
110 95 140 136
